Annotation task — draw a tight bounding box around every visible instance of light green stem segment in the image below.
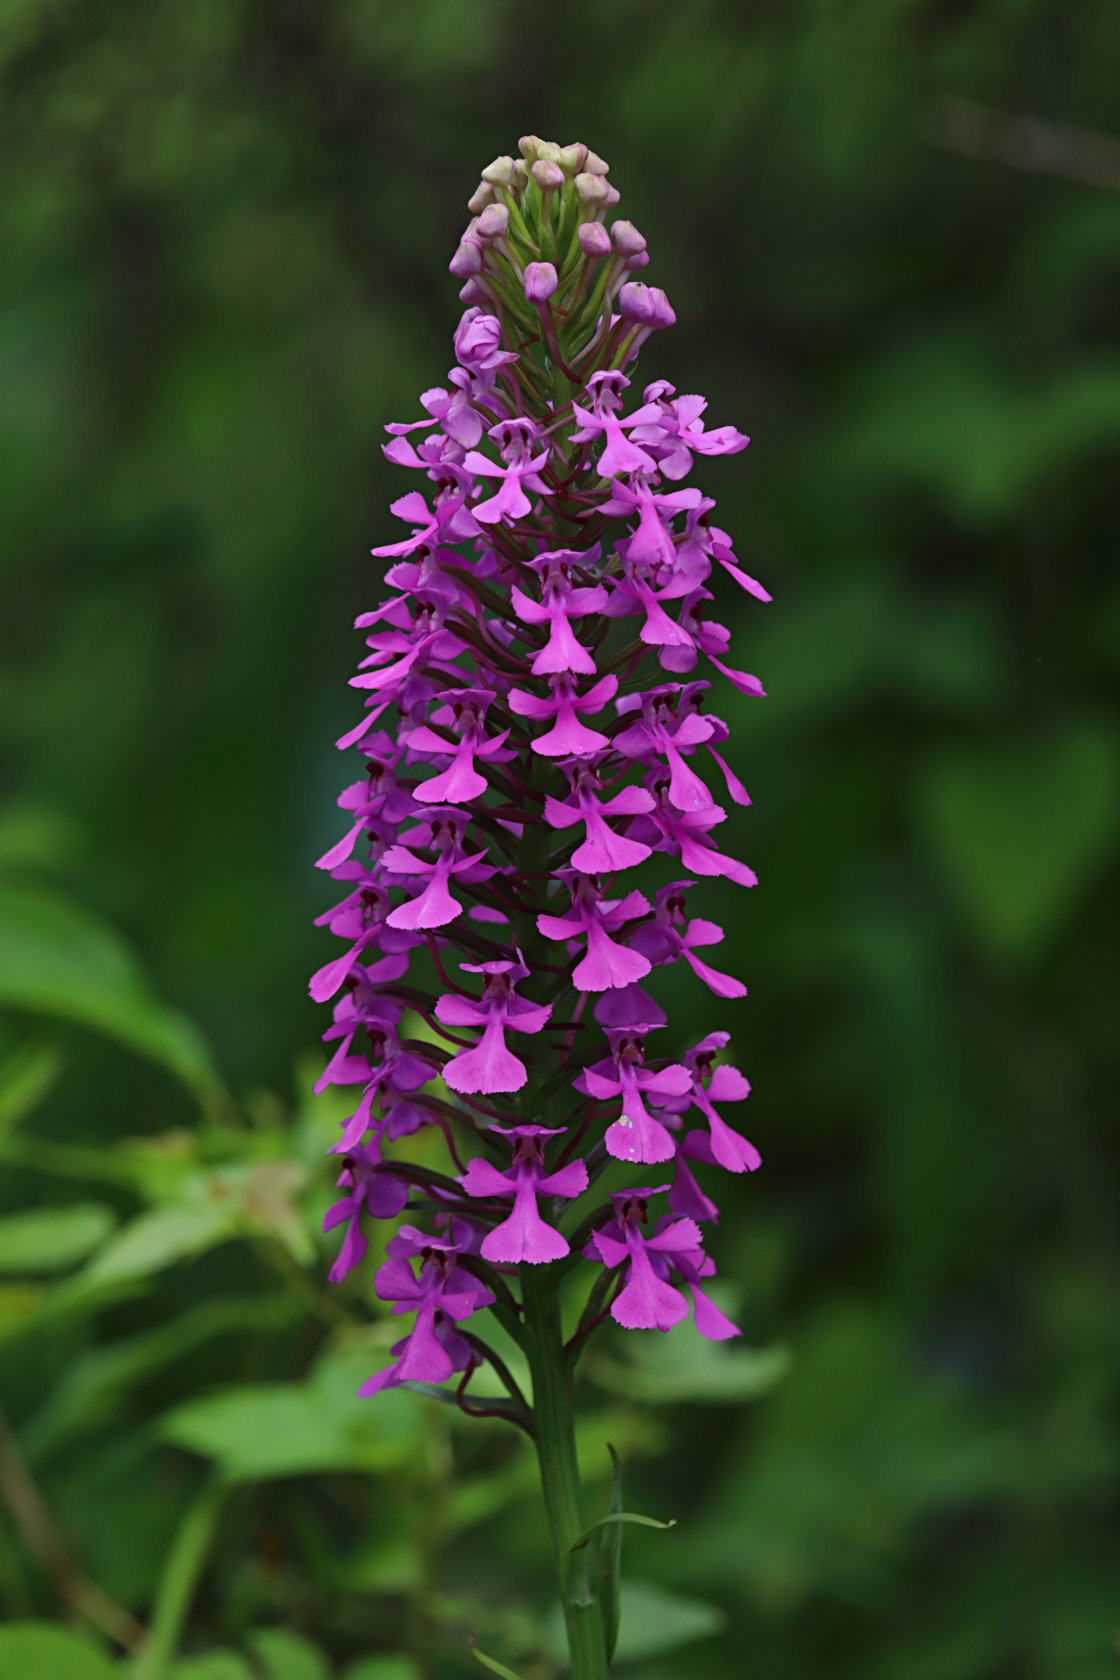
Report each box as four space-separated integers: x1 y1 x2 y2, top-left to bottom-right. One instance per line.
521 1267 609 1680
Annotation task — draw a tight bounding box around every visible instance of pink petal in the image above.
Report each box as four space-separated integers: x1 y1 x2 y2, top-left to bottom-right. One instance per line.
612 1251 689 1331
443 1018 527 1094
688 1281 742 1341
481 1183 569 1264
684 950 747 999
605 1109 676 1165
572 925 652 993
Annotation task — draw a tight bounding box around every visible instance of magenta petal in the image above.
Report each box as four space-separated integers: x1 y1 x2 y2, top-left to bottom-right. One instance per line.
612 1250 690 1331
689 1281 742 1341
684 950 747 999
605 1110 676 1165
708 1065 751 1102
414 758 489 804
387 874 462 930
706 1110 761 1173
481 1183 569 1264
460 1157 515 1198
572 925 652 992
444 1018 527 1093
309 942 363 1003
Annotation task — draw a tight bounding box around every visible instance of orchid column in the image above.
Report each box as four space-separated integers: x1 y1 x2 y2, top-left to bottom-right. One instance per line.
312 135 769 1680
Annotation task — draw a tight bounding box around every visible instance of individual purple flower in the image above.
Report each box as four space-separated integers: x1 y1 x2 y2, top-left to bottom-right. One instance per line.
629 381 750 480
381 809 495 930
642 1212 742 1340
543 765 653 874
508 672 618 757
453 306 518 377
434 959 552 1094
586 1189 697 1331
569 372 661 478
654 1033 761 1174
361 1221 494 1395
629 881 746 998
460 1125 588 1263
613 686 719 811
536 876 651 993
323 1144 410 1283
465 419 551 526
579 1025 691 1165
408 688 511 804
510 549 607 676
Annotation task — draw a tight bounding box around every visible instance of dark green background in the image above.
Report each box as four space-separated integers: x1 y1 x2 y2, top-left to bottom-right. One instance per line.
1 2 1118 1677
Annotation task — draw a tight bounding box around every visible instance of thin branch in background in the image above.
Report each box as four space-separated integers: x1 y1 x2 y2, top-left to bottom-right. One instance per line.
0 1404 145 1650
922 95 1120 194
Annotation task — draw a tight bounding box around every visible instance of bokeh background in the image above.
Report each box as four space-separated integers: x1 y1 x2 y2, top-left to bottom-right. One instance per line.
1 3 1118 1677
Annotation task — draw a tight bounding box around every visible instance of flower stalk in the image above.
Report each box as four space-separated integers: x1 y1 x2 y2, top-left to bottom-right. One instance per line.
311 132 771 1677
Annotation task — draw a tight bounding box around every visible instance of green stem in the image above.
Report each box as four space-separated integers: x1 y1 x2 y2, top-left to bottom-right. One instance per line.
520 1268 609 1680
133 1476 228 1680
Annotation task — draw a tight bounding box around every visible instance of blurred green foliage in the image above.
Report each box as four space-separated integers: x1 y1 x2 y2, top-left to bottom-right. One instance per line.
0 0 1117 1676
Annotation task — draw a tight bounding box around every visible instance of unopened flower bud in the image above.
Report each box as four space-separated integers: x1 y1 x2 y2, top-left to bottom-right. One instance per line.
481 155 515 187
557 142 588 174
458 277 491 306
577 222 612 259
518 135 542 163
610 220 647 258
625 249 651 272
574 173 609 207
647 286 676 327
467 182 495 215
531 159 565 193
618 282 656 324
449 240 483 277
523 261 559 303
511 160 529 192
536 140 564 167
584 150 610 176
476 203 510 241
600 182 622 209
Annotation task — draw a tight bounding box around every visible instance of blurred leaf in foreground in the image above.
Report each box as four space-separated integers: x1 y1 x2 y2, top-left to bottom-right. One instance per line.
0 882 222 1104
589 1314 790 1404
162 1338 423 1479
0 1202 116 1273
0 1622 116 1680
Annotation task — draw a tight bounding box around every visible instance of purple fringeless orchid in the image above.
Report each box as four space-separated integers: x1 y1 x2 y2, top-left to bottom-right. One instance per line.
310 134 771 1680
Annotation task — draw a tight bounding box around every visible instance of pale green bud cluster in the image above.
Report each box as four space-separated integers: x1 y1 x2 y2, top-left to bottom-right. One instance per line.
449 137 666 406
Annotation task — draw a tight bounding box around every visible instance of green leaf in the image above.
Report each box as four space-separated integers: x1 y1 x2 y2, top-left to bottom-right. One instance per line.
0 882 222 1104
612 1581 726 1662
0 1623 117 1680
468 1637 526 1680
0 1201 116 1273
590 1324 791 1404
916 722 1120 959
169 1656 255 1680
246 1629 329 1680
0 1042 63 1135
25 1295 297 1459
543 1580 726 1667
599 1443 624 1664
0 1283 44 1340
570 1510 676 1551
161 1339 423 1479
342 1660 420 1680
79 1201 238 1287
